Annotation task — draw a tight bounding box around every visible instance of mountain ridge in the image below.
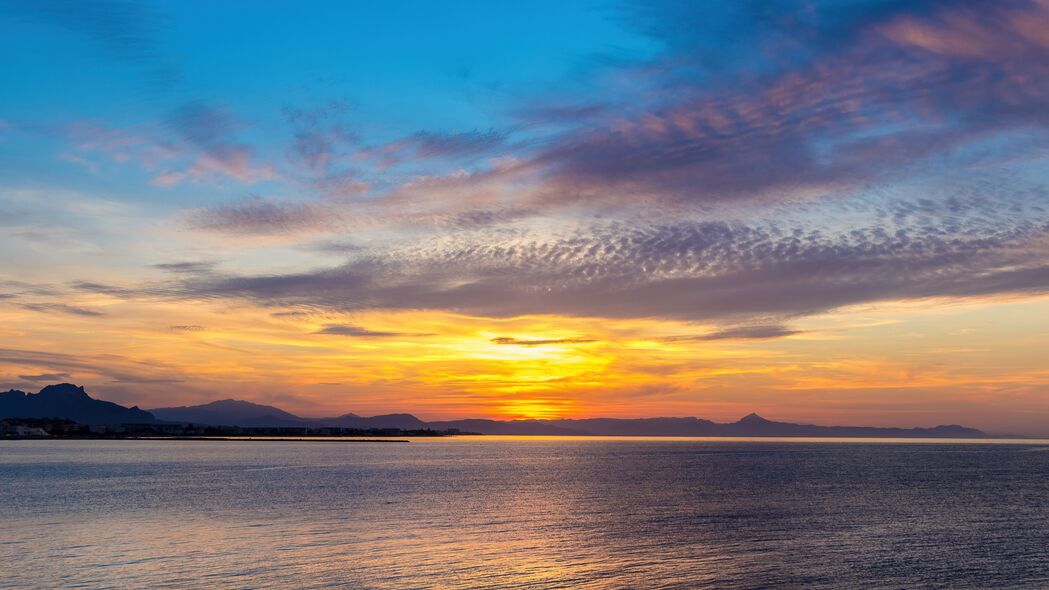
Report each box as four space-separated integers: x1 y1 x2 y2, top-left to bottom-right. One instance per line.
1 384 990 437
0 383 159 424
149 395 988 438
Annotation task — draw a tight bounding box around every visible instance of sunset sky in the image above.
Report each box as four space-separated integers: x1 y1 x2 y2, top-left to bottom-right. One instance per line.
2 0 1049 434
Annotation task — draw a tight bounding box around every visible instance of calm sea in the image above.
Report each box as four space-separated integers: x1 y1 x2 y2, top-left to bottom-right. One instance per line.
3 437 1049 589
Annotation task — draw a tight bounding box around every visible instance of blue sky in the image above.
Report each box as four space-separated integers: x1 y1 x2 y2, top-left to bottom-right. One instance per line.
1 1 655 204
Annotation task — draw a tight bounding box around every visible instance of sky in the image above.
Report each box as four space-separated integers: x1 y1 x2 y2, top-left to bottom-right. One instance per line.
2 0 1049 434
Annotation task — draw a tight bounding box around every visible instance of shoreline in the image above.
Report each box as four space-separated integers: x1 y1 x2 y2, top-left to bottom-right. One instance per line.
5 435 1049 444
1 436 411 442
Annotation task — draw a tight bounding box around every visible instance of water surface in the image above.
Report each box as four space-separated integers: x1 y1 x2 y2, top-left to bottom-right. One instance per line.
3 437 1049 589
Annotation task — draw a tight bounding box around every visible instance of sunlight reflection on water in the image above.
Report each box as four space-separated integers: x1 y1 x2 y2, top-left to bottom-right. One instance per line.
3 438 1049 589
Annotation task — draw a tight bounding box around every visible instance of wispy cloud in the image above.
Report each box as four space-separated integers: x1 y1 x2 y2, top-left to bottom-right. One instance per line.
169 325 205 331
21 303 105 317
314 324 431 337
491 336 597 346
152 261 218 275
282 100 357 173
69 281 134 298
186 197 339 235
17 372 71 382
665 325 801 342
360 129 508 168
155 101 275 185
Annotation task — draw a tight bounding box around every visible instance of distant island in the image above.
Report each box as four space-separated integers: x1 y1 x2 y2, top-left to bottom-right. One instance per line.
0 383 994 439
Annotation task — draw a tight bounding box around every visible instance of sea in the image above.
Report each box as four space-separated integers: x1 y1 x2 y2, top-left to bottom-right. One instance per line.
3 437 1049 589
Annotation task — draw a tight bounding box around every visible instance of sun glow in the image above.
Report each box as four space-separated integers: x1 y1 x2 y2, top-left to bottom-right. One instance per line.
498 398 575 420
5 292 1049 432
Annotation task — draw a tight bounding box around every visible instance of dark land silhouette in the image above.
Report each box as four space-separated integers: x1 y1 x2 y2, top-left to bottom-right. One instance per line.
0 383 991 438
0 383 157 424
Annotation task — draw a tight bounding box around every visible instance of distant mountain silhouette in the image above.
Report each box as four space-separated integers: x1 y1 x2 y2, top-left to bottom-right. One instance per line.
150 399 307 427
144 395 987 437
427 419 590 436
5 384 986 436
425 414 983 437
0 383 158 424
149 401 429 429
322 413 428 430
529 413 984 438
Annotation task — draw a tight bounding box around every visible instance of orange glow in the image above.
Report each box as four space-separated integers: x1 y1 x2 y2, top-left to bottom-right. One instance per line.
3 291 1049 434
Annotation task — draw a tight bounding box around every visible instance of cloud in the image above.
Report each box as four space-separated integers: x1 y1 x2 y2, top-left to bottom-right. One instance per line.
877 2 1049 59
15 0 1049 333
0 347 185 387
282 101 358 173
166 199 1049 322
491 337 597 346
150 101 275 185
665 325 801 342
407 129 507 159
18 372 71 382
503 0 1049 209
61 114 274 187
270 310 312 318
166 100 239 147
313 324 430 338
360 129 507 168
169 325 205 331
152 261 217 275
108 376 184 384
69 281 133 297
186 197 338 235
0 348 98 375
21 303 105 317
64 121 177 175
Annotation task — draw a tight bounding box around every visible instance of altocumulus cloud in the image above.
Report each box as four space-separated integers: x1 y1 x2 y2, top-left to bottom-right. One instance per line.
165 201 1049 323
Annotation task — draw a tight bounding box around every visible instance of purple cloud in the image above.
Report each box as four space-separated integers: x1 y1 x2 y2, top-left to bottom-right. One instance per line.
187 197 338 235
506 1 1049 209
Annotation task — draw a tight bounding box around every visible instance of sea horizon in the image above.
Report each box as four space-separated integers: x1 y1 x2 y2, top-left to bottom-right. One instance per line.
6 0 1049 586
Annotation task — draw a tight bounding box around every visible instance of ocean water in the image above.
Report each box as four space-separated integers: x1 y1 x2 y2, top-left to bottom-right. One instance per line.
3 438 1049 589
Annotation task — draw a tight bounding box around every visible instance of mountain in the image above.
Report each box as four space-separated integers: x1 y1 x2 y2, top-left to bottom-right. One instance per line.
147 402 429 429
0 383 158 424
541 417 719 436
323 413 428 430
141 389 992 437
427 419 590 436
533 413 985 438
713 413 985 438
150 399 307 427
427 413 984 437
